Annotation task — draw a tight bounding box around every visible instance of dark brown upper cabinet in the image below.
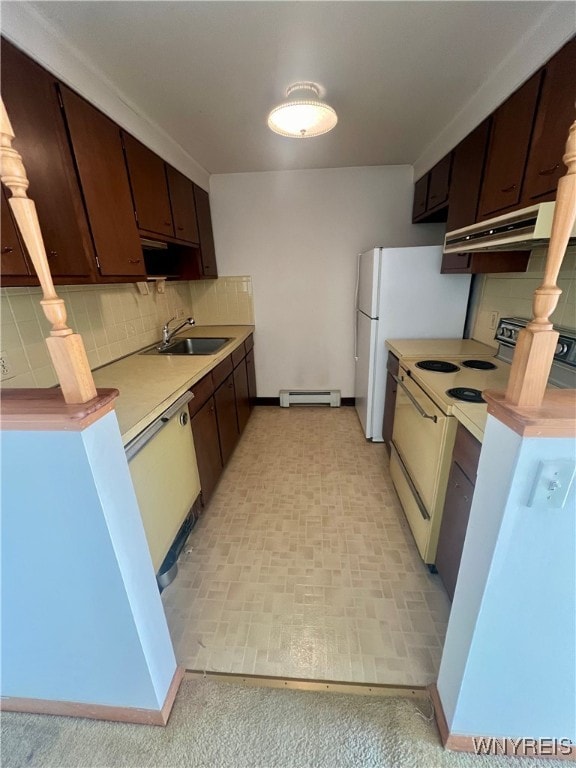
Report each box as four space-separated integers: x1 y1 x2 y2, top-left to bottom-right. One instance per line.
412 176 429 221
1 187 32 277
412 153 452 223
522 38 576 204
0 39 94 280
123 133 174 238
166 166 200 244
477 71 542 219
59 86 146 278
446 119 491 233
193 184 218 278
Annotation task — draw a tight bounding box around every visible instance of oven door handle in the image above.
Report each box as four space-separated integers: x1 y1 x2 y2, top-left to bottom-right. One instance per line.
393 375 437 423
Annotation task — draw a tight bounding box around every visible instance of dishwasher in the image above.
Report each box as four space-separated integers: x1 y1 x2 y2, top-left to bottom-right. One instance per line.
125 391 201 589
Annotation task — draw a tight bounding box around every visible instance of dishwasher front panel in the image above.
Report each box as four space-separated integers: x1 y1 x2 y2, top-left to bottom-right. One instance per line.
128 403 200 571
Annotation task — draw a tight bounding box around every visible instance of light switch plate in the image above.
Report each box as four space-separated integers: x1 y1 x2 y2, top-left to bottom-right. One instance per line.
527 460 576 509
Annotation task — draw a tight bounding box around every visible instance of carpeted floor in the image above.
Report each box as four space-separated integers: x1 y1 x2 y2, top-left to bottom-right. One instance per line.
1 677 568 768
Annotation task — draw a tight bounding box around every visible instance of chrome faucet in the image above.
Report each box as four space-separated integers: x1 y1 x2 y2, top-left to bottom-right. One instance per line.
160 316 195 348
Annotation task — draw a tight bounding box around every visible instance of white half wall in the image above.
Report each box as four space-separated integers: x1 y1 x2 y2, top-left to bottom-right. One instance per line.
210 166 445 398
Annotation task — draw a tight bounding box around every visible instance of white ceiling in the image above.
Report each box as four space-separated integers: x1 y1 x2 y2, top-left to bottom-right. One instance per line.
16 1 576 175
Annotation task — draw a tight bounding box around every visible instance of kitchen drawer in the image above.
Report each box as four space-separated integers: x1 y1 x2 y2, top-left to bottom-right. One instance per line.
232 344 246 369
244 333 254 353
453 422 481 481
212 355 234 389
188 372 214 417
390 447 431 563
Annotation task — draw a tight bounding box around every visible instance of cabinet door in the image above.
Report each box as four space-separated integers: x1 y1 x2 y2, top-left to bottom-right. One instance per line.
166 166 200 244
412 176 428 221
123 133 174 237
59 86 145 277
427 154 452 211
234 356 251 434
446 119 491 232
478 72 542 218
214 373 239 465
1 187 31 277
245 347 257 408
435 462 475 601
522 39 576 202
193 185 218 278
191 396 223 505
1 40 94 278
382 369 398 454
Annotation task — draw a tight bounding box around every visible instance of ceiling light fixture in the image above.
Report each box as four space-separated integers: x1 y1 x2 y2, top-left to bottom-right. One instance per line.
267 82 337 138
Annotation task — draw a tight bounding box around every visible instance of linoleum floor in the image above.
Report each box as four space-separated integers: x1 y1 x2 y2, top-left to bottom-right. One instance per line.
162 406 450 685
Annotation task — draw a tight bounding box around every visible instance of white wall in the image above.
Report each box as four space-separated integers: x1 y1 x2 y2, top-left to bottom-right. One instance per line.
210 166 444 397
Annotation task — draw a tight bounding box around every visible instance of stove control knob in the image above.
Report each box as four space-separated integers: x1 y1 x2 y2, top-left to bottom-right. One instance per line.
556 342 568 356
502 328 512 338
511 329 518 341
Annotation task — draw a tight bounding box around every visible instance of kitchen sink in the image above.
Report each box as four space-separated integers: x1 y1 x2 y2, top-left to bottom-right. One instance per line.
141 337 231 355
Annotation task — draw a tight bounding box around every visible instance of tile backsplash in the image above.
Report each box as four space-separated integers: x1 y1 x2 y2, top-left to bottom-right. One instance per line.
471 247 576 346
0 276 254 388
189 276 254 325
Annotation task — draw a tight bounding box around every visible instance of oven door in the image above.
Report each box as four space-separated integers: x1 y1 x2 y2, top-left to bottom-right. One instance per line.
391 371 455 563
391 371 449 515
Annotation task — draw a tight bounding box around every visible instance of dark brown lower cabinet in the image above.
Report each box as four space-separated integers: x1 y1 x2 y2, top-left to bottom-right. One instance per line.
436 424 481 601
245 347 257 408
234 357 251 433
214 373 240 466
382 352 399 454
190 396 223 505
189 338 255 504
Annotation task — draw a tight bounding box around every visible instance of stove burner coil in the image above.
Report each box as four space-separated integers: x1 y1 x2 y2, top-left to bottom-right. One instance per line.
416 360 460 373
447 387 485 403
462 359 497 370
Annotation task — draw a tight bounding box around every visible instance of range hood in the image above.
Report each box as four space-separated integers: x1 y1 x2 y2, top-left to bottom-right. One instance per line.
443 202 576 254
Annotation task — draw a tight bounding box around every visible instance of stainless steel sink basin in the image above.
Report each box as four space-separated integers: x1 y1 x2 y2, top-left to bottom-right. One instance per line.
141 337 231 355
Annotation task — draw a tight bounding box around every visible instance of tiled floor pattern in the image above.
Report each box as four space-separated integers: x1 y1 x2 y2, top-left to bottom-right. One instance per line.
162 407 450 685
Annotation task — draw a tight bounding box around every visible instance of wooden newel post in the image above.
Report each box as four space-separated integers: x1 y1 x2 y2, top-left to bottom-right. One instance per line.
0 98 97 404
505 118 576 408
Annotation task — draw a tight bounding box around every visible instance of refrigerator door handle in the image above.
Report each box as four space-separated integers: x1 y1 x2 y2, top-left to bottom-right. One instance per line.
354 254 361 360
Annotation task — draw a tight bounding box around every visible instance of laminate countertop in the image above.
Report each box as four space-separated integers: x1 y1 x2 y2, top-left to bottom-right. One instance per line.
91 325 254 445
386 338 496 360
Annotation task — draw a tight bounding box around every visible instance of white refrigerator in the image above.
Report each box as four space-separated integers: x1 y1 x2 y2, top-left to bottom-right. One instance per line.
354 246 471 440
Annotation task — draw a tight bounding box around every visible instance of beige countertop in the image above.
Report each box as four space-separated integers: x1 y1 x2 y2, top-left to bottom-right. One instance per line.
92 325 254 445
451 403 489 443
386 338 497 359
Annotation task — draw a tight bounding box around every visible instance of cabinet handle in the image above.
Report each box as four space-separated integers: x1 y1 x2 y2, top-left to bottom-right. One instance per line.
429 193 437 200
48 250 58 259
177 226 184 231
463 496 469 503
2 246 14 254
500 183 516 193
128 259 141 264
538 164 559 176
164 220 172 226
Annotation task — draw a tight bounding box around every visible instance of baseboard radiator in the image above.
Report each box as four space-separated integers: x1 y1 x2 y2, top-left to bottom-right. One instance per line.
279 389 341 407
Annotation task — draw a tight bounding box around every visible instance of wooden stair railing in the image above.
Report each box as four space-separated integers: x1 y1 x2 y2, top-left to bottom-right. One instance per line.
505 118 576 408
0 98 97 405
